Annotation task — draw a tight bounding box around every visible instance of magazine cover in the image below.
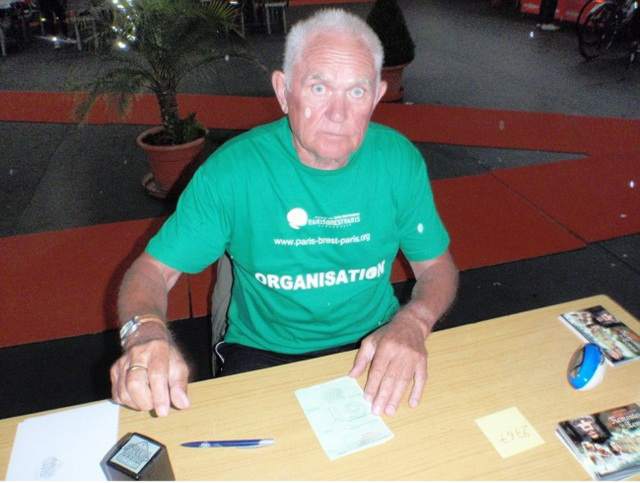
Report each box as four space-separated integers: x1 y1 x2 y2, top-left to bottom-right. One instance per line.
559 306 640 366
556 403 640 480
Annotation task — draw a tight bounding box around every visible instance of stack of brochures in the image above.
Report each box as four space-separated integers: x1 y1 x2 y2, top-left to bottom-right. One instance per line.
559 305 640 366
556 403 640 480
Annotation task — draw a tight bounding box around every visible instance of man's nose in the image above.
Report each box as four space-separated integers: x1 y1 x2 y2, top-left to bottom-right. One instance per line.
327 93 347 123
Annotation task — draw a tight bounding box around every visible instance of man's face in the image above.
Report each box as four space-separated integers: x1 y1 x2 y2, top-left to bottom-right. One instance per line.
273 31 386 169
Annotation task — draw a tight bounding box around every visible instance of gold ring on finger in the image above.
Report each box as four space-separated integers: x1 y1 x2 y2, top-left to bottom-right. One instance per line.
127 364 148 373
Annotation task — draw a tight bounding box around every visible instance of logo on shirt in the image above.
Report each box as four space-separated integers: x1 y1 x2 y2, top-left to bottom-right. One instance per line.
286 208 361 230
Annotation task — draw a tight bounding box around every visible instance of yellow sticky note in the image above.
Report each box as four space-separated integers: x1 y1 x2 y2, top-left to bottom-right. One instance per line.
475 407 545 458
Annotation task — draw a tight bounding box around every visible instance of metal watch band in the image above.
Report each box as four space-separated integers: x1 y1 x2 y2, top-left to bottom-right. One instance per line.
119 314 166 348
119 317 142 348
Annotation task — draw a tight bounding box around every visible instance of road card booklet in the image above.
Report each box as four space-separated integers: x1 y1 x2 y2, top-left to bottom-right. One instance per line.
556 403 640 480
559 305 640 366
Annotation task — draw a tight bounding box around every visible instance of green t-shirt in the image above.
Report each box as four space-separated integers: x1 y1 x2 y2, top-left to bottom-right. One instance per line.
147 117 449 354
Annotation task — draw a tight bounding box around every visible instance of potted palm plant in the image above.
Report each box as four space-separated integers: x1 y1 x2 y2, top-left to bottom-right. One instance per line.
73 0 252 198
366 0 416 102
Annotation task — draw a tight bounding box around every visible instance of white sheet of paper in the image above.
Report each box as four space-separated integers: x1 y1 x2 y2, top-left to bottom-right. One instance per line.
6 400 120 481
295 376 394 461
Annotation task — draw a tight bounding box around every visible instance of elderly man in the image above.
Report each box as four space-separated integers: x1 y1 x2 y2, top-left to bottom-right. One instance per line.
111 8 458 419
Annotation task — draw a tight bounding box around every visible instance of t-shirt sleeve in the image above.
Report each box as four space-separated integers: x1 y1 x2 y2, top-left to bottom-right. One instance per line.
146 157 232 274
394 139 450 262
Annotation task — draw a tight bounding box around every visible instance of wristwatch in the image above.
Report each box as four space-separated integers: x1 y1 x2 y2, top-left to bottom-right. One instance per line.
120 314 166 349
119 316 143 348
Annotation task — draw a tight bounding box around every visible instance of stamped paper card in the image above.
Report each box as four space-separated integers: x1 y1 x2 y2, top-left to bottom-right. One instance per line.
295 376 394 461
475 407 545 458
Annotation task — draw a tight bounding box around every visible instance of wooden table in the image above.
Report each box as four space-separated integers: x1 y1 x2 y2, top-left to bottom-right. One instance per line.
2 295 639 480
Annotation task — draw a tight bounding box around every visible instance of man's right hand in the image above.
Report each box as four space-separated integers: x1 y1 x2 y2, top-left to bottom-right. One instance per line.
113 252 189 416
110 335 191 417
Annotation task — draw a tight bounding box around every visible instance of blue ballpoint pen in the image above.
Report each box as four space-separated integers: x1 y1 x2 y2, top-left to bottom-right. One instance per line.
181 438 275 448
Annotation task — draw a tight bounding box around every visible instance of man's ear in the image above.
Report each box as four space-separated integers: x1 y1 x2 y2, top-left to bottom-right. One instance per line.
374 80 388 107
272 71 289 115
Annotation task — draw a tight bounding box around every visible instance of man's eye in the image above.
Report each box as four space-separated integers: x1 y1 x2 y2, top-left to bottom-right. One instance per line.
352 87 365 98
312 84 326 94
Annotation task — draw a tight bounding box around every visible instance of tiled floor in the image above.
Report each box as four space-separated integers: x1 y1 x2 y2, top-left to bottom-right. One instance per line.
1 0 639 419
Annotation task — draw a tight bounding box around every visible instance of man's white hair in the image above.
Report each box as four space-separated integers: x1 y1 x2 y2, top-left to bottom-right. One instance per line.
282 8 384 91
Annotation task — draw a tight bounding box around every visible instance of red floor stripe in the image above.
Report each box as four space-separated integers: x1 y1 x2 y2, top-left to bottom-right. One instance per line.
3 91 639 155
566 116 640 157
432 174 586 271
0 219 191 348
373 103 587 154
494 152 640 243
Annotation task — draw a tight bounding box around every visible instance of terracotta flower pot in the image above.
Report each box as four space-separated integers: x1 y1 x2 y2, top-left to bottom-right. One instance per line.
136 126 207 199
380 64 407 102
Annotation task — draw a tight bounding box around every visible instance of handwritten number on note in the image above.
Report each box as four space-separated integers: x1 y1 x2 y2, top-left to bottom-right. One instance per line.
476 408 544 458
500 425 531 445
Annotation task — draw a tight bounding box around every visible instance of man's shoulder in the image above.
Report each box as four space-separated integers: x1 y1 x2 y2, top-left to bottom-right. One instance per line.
199 118 287 175
368 121 400 135
218 118 286 154
364 122 418 158
366 122 413 146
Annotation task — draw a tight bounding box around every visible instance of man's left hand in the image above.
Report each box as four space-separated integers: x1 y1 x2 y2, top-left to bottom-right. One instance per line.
349 308 429 416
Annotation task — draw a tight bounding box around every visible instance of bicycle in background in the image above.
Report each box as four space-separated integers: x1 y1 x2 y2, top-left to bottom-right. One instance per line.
577 0 640 65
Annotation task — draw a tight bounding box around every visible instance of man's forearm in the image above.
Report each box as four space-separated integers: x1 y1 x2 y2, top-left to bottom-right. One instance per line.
117 252 181 347
111 252 191 417
404 251 459 337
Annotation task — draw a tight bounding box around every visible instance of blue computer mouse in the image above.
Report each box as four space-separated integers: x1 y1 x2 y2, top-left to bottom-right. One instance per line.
568 343 605 390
